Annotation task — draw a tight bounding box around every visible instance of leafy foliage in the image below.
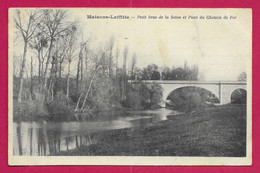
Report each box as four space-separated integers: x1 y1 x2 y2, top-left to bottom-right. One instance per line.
161 64 199 80
124 82 163 109
166 87 219 112
238 72 247 82
13 100 48 122
231 89 247 104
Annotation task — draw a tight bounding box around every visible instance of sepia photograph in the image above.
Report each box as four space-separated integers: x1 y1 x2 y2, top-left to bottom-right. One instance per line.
8 8 252 165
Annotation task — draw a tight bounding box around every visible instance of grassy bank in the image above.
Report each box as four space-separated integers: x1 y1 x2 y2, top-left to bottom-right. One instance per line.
56 104 246 157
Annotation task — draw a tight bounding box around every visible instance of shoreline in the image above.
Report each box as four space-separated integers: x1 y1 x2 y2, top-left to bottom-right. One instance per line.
13 101 166 123
55 104 246 157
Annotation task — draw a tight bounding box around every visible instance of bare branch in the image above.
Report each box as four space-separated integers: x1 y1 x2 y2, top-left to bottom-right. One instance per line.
13 17 26 39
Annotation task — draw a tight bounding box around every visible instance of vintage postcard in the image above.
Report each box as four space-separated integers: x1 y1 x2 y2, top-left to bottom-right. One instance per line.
8 8 252 165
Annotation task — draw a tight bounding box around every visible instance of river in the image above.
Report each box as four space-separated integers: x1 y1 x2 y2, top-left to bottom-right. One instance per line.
13 108 179 156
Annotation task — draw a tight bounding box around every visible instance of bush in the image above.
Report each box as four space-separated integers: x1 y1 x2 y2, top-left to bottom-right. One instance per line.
46 101 74 121
46 92 75 121
124 91 143 109
231 89 247 104
13 99 48 122
167 87 207 112
125 82 163 110
90 76 117 111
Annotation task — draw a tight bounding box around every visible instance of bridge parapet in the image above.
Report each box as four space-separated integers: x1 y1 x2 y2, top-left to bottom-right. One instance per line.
128 80 247 85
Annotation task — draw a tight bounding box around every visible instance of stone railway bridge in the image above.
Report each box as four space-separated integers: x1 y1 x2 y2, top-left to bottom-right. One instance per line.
129 80 247 106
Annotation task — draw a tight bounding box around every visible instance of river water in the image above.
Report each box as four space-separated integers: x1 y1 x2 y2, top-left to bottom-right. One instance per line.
13 108 178 156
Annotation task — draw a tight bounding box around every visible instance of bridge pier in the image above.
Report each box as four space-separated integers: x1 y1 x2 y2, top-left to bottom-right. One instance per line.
218 82 222 105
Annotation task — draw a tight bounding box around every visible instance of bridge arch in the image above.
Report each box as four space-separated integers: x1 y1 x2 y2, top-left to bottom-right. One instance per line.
165 86 220 104
160 83 220 106
230 88 247 104
220 85 247 105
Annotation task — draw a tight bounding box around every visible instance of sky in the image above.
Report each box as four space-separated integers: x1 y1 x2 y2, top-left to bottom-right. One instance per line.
11 8 252 81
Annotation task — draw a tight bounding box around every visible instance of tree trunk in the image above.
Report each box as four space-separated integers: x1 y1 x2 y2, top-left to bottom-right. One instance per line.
121 66 126 101
80 75 95 110
59 61 62 79
41 58 44 88
81 53 84 84
75 54 81 99
17 124 23 155
121 76 125 101
53 56 58 97
109 52 112 77
74 93 83 111
43 38 54 89
17 42 28 103
30 56 33 100
48 55 55 91
29 128 33 156
66 61 71 99
37 50 41 91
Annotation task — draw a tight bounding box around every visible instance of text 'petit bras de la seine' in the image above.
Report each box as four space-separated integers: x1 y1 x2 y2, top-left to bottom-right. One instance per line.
87 15 237 20
136 15 237 20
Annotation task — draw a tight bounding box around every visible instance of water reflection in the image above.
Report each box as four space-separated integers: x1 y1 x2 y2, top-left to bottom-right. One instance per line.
13 108 179 156
14 122 99 156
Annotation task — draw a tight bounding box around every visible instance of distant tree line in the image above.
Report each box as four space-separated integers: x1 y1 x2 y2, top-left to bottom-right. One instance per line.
129 62 199 81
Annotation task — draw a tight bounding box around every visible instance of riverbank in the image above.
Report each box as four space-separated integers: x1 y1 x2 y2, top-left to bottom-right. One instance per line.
56 104 246 156
13 99 126 122
13 98 165 122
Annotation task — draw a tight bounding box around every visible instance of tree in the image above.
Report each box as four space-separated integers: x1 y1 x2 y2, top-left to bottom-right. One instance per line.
108 37 114 77
172 68 181 80
160 64 199 80
65 25 77 100
115 47 120 77
121 46 128 101
30 56 34 100
238 72 247 82
126 82 163 109
41 9 74 89
130 53 137 81
161 66 171 80
146 83 163 109
75 39 90 100
13 9 42 102
56 33 69 80
142 64 159 80
151 71 161 80
29 31 48 90
191 64 199 80
77 51 106 111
